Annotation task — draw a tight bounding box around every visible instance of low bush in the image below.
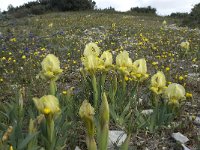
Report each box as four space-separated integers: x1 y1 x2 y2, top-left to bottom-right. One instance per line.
181 3 200 28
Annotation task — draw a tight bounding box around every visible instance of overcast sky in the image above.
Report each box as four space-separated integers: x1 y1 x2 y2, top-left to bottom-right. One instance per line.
0 0 200 15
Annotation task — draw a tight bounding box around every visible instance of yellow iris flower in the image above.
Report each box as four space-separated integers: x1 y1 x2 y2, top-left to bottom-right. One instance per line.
116 50 132 74
100 51 113 67
82 54 103 73
164 83 186 105
33 95 60 115
40 54 63 81
84 42 101 57
150 71 166 94
131 58 148 81
79 100 95 120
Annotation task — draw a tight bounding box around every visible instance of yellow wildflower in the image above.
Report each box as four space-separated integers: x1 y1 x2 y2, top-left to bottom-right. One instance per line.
112 23 116 28
155 55 161 59
22 55 26 59
180 41 189 50
192 58 197 62
41 48 46 51
73 60 77 64
10 38 16 42
152 61 158 65
191 115 196 120
138 42 143 46
2 57 6 60
62 90 67 95
165 67 170 71
186 92 192 98
179 76 184 81
48 23 53 27
34 52 39 56
168 81 172 85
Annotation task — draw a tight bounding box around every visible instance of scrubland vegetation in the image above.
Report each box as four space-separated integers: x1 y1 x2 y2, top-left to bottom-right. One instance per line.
0 1 200 150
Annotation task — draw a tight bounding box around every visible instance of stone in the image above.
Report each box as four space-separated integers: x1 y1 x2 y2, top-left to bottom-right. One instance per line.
181 144 191 150
188 73 200 82
141 109 153 115
194 117 200 125
75 146 81 150
189 116 200 125
191 64 198 68
108 130 127 149
172 132 189 144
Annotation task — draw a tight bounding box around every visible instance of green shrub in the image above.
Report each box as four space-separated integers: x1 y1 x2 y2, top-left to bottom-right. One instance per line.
182 3 200 28
30 5 46 15
49 0 96 11
6 0 96 18
12 8 31 18
100 7 116 13
129 6 156 15
170 12 189 18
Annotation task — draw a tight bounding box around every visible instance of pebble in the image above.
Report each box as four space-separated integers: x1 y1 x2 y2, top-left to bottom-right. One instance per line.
75 146 81 150
188 73 200 81
189 116 200 125
171 132 189 144
141 109 153 115
108 130 127 148
181 144 191 150
193 117 200 125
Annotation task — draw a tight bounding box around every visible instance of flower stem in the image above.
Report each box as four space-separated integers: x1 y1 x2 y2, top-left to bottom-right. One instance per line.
91 74 98 109
85 119 97 150
50 80 56 96
121 74 126 95
86 136 97 150
120 134 131 150
99 93 109 150
46 115 54 149
111 75 117 104
100 72 106 95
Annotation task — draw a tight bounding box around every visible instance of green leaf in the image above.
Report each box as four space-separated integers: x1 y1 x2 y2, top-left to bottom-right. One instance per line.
0 111 9 120
121 101 130 119
18 132 39 150
109 105 118 121
135 111 147 129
